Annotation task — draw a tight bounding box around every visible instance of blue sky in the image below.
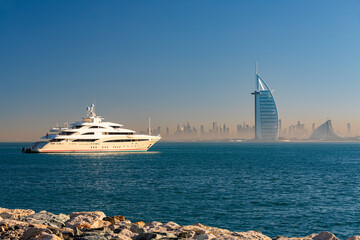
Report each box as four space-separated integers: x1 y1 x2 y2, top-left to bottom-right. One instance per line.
1 0 359 140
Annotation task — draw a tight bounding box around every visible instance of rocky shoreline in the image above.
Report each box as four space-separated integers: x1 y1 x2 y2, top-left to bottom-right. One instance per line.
0 207 358 240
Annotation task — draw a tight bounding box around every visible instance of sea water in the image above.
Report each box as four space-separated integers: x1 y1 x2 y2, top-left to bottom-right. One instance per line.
1 142 360 238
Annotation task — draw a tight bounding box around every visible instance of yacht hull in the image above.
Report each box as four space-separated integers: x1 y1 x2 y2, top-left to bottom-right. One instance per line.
24 139 160 153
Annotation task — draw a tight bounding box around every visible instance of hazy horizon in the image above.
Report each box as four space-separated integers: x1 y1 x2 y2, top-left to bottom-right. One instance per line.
1 0 360 141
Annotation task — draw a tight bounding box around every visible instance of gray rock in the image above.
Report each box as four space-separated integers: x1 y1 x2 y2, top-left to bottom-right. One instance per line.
76 235 108 240
155 232 177 238
134 232 178 240
194 233 216 240
22 210 70 228
82 226 112 234
77 229 113 240
111 221 131 231
21 227 53 239
135 232 163 240
313 232 339 240
47 226 64 238
131 224 146 234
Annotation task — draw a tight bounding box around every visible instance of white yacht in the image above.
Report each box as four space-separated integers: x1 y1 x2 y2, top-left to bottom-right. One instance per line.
23 105 161 153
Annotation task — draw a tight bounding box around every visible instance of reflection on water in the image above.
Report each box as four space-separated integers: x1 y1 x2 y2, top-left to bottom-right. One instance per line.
43 151 161 157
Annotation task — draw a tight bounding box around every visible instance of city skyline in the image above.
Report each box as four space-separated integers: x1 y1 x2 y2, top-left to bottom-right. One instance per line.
1 1 360 141
140 119 355 141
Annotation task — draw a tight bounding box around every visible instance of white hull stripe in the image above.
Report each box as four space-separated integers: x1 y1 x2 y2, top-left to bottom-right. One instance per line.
38 148 148 152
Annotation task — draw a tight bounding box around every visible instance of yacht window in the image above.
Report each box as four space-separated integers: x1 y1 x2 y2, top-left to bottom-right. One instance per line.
50 139 64 142
107 132 133 135
82 132 95 135
111 126 121 129
89 126 104 129
72 125 83 129
72 139 97 142
59 131 75 135
105 139 131 142
105 139 148 142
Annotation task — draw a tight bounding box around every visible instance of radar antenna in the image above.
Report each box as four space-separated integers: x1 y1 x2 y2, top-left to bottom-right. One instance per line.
87 104 96 118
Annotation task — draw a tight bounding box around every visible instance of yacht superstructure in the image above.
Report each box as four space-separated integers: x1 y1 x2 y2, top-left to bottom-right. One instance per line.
23 105 161 153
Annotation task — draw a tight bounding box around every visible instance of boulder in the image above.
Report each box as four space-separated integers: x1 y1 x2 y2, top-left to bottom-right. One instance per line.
313 232 339 240
64 211 110 229
23 210 70 228
144 221 162 228
46 226 64 239
112 221 131 232
231 231 272 240
179 223 233 237
0 219 28 239
345 236 360 240
77 235 108 240
163 221 180 231
217 234 247 240
135 221 146 228
112 228 135 240
69 211 106 220
81 226 112 234
115 215 126 221
194 233 217 240
21 226 52 239
77 227 113 240
0 207 35 220
36 233 62 240
130 223 146 234
143 221 178 234
144 222 168 233
103 215 125 225
135 232 172 240
0 218 30 228
272 234 316 240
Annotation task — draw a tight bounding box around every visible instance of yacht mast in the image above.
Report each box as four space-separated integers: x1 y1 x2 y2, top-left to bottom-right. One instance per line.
148 116 152 135
255 62 258 90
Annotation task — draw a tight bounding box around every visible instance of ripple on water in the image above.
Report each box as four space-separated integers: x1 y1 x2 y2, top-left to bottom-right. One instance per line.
1 142 360 239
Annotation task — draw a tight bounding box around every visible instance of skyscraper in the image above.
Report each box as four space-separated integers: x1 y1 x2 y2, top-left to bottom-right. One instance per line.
251 67 279 140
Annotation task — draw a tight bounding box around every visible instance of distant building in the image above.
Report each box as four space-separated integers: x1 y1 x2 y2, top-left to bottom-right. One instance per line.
251 69 279 140
236 122 255 139
310 120 342 140
347 123 351 137
174 122 197 138
279 119 282 134
212 122 218 135
288 121 308 139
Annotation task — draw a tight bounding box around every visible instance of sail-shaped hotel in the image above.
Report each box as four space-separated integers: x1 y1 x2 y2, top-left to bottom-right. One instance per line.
251 69 279 140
